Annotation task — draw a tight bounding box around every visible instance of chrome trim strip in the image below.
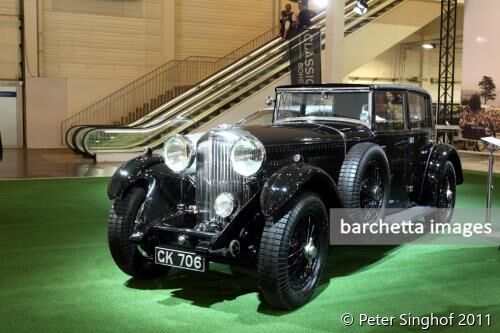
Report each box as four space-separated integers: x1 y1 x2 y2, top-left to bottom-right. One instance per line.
275 116 371 129
276 87 372 93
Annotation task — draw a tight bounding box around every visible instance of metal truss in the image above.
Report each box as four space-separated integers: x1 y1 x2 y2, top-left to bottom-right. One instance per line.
437 0 458 125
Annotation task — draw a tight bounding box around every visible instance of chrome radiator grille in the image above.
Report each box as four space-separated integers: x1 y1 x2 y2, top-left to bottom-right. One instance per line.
195 134 249 224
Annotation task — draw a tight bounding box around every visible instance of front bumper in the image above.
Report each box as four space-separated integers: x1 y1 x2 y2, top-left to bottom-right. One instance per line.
129 193 262 261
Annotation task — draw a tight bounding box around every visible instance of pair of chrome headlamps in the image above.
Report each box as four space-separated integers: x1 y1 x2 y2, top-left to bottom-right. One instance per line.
162 134 266 177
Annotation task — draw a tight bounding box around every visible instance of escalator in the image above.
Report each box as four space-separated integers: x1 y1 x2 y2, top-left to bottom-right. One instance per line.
75 0 407 157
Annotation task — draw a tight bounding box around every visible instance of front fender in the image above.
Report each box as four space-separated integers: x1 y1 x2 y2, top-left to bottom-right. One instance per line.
107 150 165 199
418 143 464 205
260 163 344 217
108 150 195 224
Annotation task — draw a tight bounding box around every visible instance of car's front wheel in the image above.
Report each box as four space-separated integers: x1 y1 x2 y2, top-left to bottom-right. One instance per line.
108 187 169 279
258 192 329 310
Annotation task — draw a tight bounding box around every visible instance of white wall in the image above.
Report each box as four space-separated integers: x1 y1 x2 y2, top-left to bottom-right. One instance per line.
25 77 67 148
38 0 167 80
24 77 129 148
175 0 274 59
65 78 129 117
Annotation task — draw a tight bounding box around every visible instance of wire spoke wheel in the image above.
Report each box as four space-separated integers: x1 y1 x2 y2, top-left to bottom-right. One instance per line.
258 192 328 310
360 161 385 210
338 143 390 217
433 161 457 223
287 216 320 290
438 172 454 209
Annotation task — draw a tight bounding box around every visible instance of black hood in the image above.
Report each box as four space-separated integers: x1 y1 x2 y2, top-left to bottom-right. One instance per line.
242 121 373 146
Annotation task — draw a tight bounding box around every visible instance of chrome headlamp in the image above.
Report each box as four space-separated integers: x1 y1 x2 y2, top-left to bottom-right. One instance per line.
230 136 266 177
162 134 195 173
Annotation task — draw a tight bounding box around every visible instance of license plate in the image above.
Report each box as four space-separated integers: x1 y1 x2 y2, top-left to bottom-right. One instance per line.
155 247 206 272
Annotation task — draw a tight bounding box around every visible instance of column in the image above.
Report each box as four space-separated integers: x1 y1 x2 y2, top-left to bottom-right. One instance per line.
161 0 176 63
23 0 39 77
324 0 345 83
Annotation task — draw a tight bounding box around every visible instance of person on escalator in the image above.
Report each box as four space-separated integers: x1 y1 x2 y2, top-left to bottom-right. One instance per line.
280 10 292 40
284 3 298 29
297 1 315 30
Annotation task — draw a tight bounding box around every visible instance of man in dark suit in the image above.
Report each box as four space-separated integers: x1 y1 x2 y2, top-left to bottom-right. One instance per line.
297 1 315 29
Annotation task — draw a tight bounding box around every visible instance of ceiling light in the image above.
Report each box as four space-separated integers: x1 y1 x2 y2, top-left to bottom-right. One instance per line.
354 0 368 15
476 36 488 43
422 43 437 49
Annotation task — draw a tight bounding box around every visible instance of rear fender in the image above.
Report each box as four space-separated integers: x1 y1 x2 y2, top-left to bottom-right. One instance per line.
418 143 464 205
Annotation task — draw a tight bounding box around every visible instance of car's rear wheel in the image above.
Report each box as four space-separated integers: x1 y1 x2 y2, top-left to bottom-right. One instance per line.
108 187 169 279
431 161 457 223
258 192 329 310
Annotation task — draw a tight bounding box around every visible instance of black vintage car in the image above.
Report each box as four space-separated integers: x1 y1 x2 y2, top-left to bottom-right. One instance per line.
107 84 463 309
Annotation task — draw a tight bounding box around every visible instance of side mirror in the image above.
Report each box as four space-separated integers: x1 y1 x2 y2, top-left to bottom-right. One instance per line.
265 96 275 106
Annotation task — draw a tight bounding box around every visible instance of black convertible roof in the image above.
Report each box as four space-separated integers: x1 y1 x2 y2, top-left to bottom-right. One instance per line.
276 83 430 95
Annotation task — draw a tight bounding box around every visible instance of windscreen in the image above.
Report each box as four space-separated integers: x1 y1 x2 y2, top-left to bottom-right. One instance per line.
275 91 371 124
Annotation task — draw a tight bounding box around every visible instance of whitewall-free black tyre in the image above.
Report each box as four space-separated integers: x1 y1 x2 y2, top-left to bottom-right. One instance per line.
258 192 329 310
108 187 169 279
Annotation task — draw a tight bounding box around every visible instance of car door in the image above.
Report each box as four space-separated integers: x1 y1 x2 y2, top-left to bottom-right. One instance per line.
407 91 433 202
373 89 410 206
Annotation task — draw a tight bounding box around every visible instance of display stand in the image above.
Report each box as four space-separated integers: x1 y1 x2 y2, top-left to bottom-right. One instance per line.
481 137 500 249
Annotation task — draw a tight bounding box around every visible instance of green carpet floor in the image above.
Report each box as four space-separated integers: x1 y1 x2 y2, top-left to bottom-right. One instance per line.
0 172 500 332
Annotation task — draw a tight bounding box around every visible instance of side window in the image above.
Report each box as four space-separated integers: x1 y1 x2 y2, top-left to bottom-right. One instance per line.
374 91 405 131
408 93 430 129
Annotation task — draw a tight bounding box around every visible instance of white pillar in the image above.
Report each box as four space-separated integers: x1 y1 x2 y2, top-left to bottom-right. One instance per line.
324 0 345 83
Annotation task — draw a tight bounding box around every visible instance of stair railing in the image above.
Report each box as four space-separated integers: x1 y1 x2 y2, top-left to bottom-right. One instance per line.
61 55 222 143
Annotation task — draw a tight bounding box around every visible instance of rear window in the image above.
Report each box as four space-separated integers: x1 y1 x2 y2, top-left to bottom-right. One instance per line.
408 93 431 129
